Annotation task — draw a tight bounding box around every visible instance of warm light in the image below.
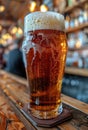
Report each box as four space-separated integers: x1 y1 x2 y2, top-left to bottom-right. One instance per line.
75 40 81 48
0 38 6 44
40 4 48 12
29 1 37 12
17 27 23 35
11 27 18 34
0 25 2 31
0 5 5 12
2 33 12 40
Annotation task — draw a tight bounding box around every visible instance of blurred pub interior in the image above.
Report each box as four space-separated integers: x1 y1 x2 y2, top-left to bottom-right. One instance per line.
0 0 88 103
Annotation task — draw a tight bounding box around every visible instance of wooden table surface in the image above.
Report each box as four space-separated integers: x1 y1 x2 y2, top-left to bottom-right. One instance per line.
0 70 88 130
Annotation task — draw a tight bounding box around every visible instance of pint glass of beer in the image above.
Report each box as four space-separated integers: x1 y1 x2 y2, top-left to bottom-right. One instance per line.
22 11 68 119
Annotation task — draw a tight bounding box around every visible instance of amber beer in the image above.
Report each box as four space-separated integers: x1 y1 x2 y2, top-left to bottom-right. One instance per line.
23 12 67 119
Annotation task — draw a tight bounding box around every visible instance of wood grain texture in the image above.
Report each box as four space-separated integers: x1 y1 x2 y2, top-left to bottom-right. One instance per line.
0 70 88 130
61 94 88 114
0 91 26 130
0 111 7 130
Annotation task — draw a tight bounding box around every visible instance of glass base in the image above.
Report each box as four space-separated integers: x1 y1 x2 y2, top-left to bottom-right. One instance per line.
29 103 63 119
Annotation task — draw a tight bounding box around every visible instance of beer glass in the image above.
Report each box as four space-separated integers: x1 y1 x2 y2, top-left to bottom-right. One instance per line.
22 11 68 119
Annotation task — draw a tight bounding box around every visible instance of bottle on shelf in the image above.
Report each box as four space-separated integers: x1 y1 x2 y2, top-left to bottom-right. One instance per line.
83 3 88 22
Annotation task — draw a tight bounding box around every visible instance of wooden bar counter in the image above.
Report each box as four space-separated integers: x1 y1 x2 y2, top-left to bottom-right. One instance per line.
0 70 88 130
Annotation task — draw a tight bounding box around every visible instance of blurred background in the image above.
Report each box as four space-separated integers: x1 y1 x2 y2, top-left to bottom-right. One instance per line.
0 0 88 103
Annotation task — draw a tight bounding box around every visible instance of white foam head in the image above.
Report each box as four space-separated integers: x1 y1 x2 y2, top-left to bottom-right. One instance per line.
24 11 65 33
